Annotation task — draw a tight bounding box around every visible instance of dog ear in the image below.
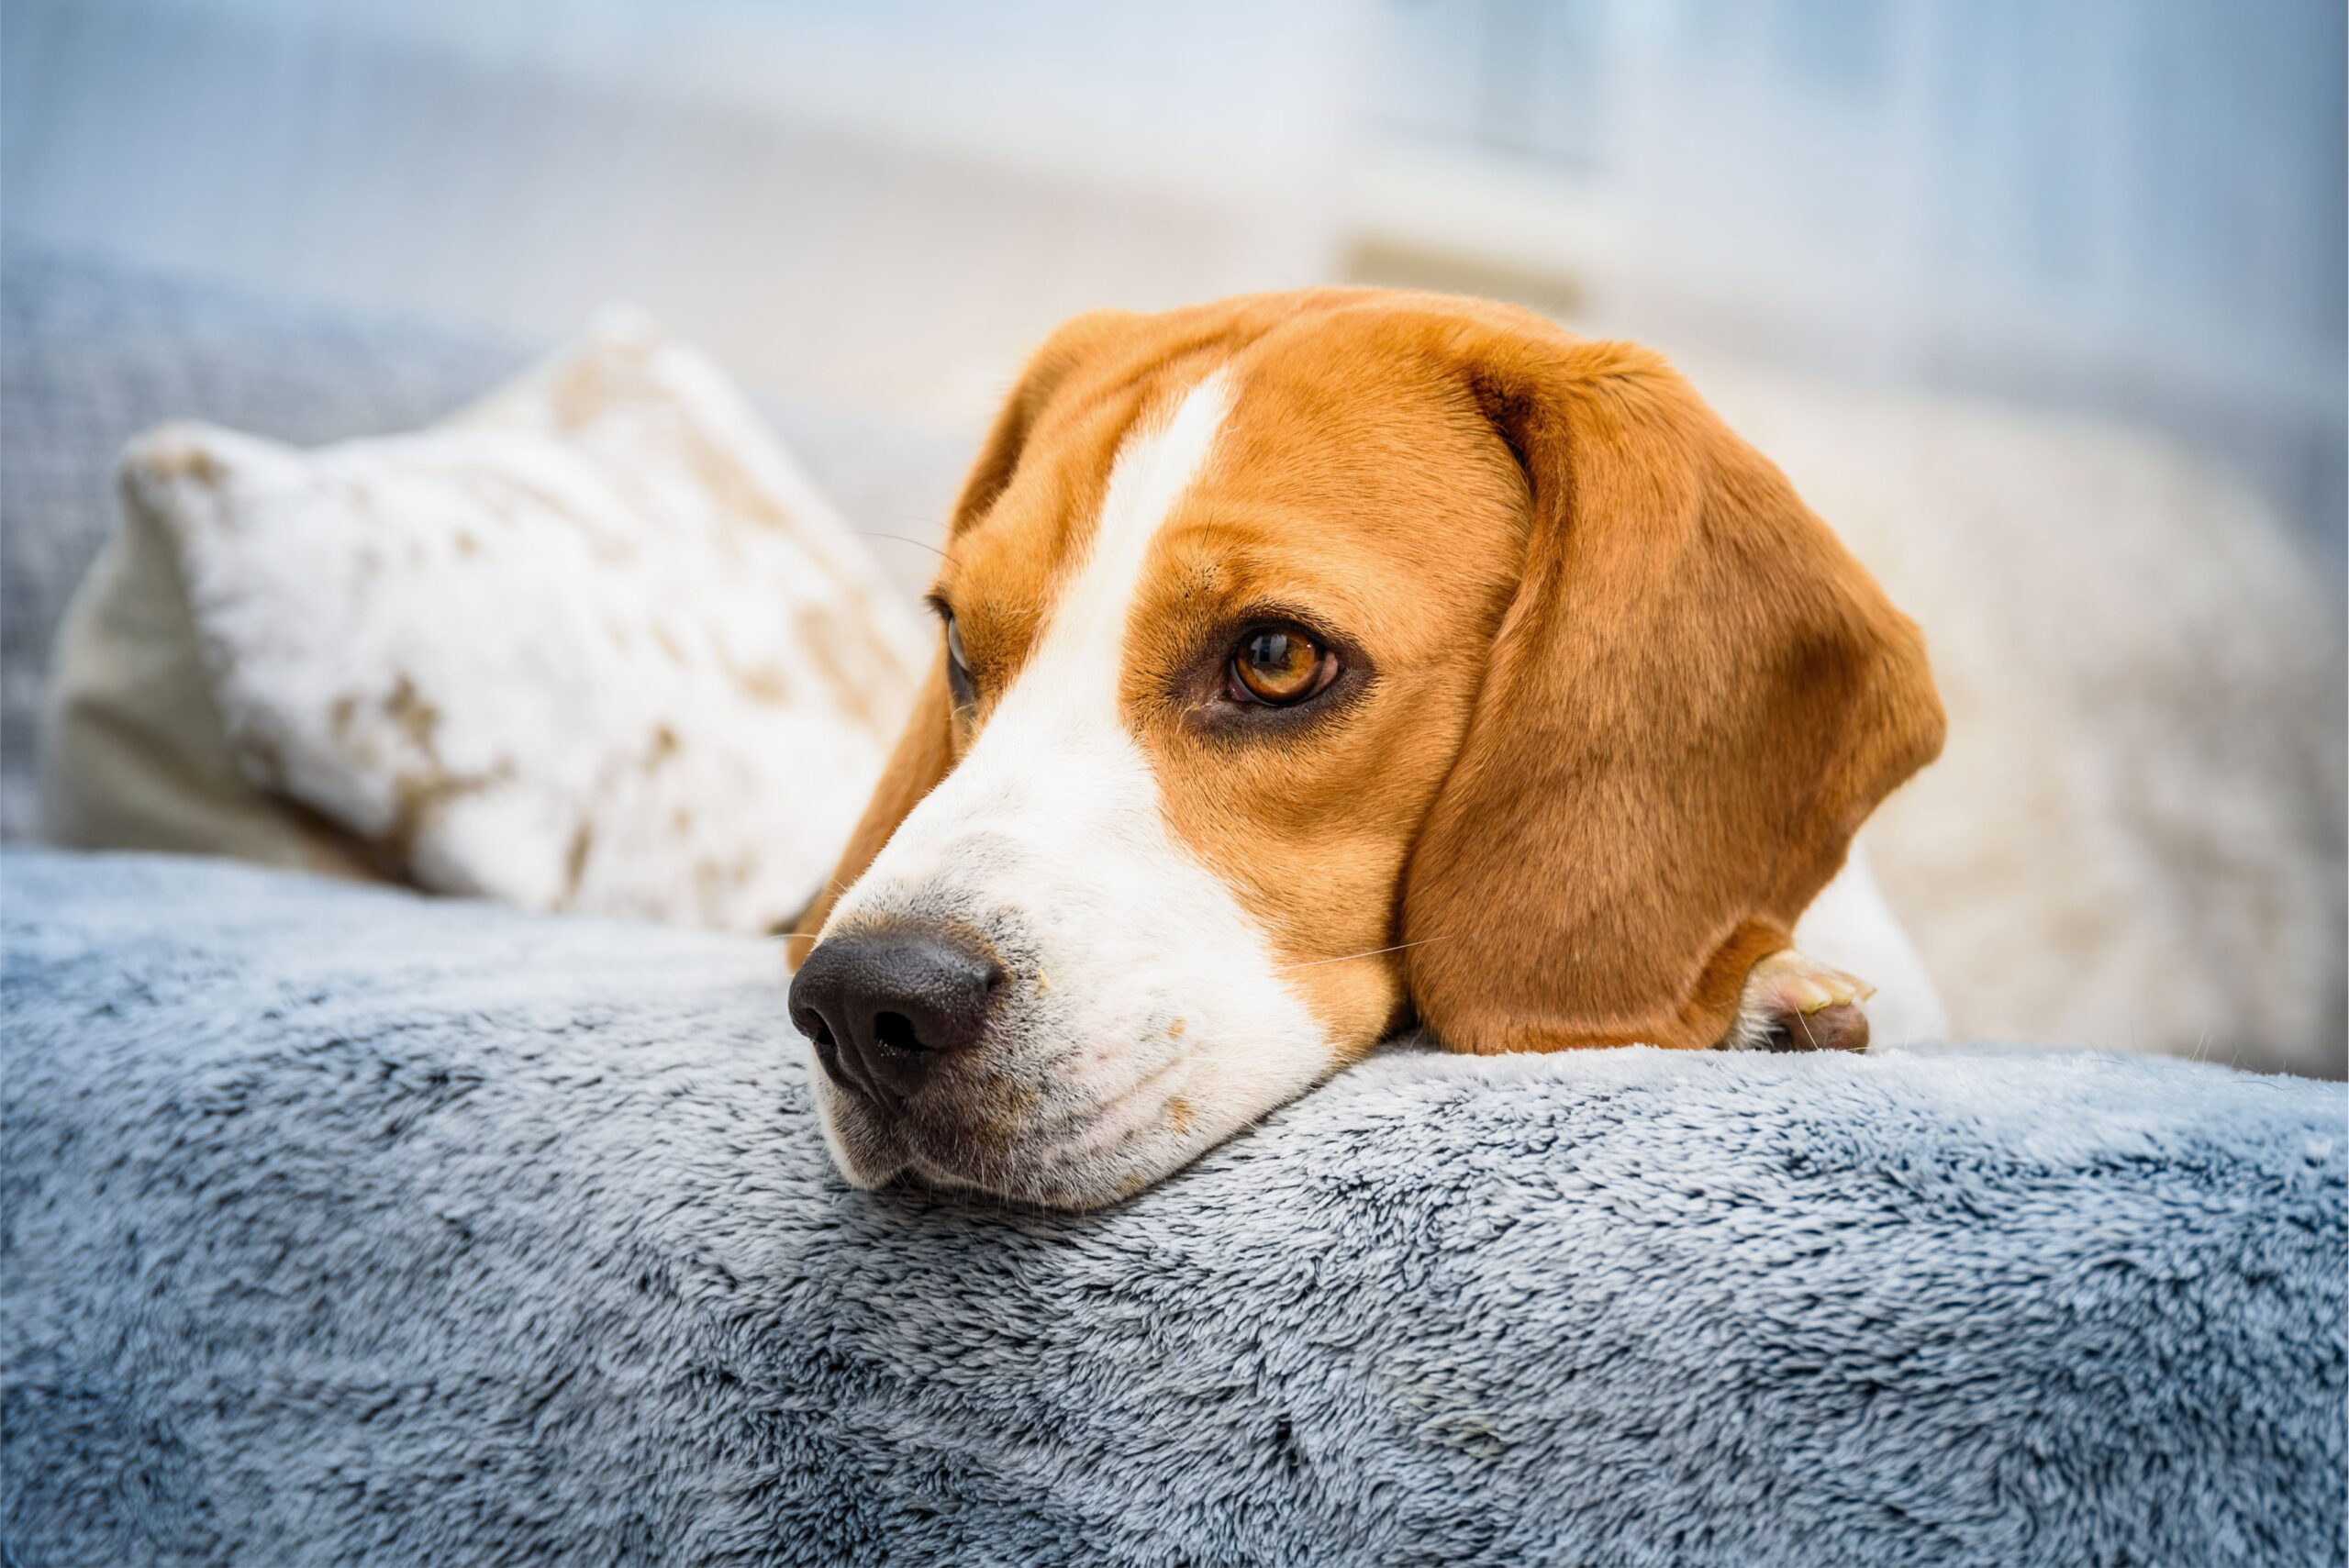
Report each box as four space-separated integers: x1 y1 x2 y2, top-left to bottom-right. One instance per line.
1399 324 1944 1052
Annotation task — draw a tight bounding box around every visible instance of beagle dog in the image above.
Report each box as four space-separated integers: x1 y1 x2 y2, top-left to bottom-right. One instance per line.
788 290 1946 1209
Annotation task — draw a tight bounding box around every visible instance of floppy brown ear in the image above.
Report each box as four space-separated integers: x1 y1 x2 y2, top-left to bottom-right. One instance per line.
1399 326 1944 1052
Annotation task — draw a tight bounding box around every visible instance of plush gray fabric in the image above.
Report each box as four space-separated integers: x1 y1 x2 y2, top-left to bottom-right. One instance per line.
0 244 974 843
3 850 2343 1566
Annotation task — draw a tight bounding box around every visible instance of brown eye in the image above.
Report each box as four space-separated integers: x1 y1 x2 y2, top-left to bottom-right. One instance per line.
1228 626 1334 706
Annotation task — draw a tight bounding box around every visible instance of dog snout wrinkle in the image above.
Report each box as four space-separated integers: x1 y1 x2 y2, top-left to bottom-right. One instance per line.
791 927 1002 1106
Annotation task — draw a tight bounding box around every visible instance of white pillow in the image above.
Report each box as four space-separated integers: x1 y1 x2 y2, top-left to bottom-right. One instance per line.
117 312 929 933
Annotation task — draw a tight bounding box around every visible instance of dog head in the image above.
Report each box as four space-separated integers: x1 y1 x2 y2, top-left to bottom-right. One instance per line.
788 290 1943 1207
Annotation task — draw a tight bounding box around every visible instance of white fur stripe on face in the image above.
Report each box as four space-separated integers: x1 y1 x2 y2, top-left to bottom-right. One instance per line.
1043 367 1236 696
817 368 1336 1206
839 368 1247 890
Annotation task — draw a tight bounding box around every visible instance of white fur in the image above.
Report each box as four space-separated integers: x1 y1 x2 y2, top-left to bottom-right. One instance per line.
816 371 1334 1206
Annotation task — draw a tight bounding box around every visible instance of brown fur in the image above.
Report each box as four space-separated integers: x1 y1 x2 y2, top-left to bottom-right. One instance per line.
791 290 1945 1057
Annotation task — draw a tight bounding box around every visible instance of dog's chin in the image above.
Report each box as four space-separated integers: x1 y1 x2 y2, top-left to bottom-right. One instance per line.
808 1058 1205 1212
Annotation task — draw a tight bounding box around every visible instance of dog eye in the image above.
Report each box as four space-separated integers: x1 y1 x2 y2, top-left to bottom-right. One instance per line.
1228 626 1336 706
943 614 977 709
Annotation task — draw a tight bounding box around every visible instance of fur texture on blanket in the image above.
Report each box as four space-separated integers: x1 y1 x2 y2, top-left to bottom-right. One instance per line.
3 851 2343 1567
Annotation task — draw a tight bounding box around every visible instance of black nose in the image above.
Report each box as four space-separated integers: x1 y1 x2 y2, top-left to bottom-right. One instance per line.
789 925 1002 1106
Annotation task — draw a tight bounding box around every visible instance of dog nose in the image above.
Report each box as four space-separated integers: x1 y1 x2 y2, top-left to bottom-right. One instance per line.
789 925 1002 1106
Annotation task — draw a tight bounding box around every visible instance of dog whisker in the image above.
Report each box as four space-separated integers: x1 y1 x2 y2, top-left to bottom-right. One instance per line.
1279 935 1451 972
856 530 962 568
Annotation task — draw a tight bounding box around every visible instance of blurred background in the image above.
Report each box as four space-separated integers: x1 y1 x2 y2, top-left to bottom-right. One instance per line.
7 0 2343 560
4 0 2343 1071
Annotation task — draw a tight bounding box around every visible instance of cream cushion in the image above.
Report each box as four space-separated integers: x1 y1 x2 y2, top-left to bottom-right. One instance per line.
41 490 379 882
47 314 926 932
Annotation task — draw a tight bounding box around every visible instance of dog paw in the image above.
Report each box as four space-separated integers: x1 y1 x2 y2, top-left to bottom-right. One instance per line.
1728 950 1875 1053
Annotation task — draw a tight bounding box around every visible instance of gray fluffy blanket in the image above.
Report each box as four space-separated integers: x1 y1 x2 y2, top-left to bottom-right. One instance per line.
3 851 2343 1566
